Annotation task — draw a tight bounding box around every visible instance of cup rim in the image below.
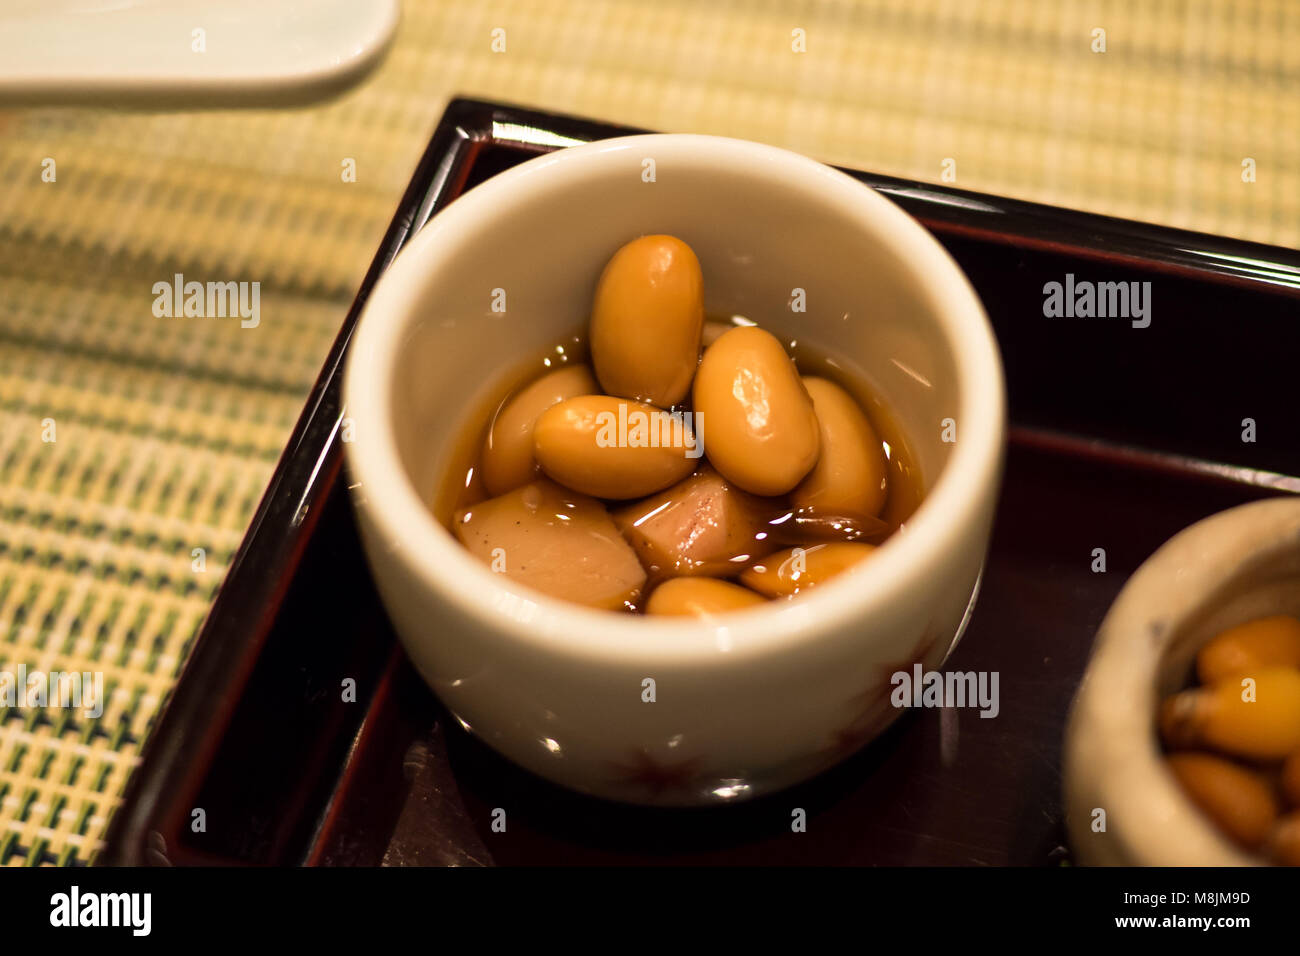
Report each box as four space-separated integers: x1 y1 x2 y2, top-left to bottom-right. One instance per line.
342 133 1006 666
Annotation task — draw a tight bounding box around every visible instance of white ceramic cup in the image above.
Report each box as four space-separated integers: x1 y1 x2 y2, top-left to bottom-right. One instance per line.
1065 496 1300 865
343 134 1005 805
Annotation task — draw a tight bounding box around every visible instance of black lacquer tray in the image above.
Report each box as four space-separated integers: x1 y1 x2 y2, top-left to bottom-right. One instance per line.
101 98 1300 866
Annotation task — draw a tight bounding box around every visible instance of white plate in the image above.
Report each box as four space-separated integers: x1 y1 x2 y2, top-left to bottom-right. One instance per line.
0 0 400 104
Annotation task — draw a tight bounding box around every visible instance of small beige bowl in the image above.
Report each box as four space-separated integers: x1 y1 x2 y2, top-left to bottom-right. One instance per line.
1064 496 1300 865
343 134 1005 805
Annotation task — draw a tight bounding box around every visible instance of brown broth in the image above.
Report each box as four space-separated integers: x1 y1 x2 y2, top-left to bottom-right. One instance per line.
431 335 586 524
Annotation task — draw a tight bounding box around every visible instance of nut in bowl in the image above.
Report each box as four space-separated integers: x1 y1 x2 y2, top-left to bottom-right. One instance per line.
342 134 1005 805
1065 496 1300 864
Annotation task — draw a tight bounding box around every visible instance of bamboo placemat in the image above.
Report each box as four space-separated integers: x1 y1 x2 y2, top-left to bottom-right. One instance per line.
0 0 1296 866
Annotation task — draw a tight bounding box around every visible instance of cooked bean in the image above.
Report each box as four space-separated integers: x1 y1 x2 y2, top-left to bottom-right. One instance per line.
1167 752 1279 850
645 578 766 617
1159 667 1300 761
452 479 645 610
1271 812 1300 866
1282 749 1300 809
791 377 888 518
590 235 703 407
1196 615 1300 685
613 466 775 579
533 395 698 499
740 542 876 598
701 320 734 350
480 364 598 496
693 325 820 495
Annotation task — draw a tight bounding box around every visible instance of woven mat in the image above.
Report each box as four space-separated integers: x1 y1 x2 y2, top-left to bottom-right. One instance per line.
0 0 1296 866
